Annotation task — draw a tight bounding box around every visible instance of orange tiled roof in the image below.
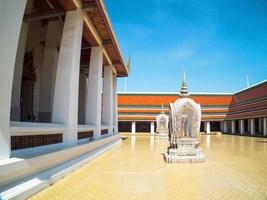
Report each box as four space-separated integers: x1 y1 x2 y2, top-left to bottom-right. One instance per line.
118 109 229 113
118 95 233 106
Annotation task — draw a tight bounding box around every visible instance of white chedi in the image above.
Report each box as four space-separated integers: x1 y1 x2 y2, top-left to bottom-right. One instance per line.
169 98 201 141
155 105 169 139
165 71 205 163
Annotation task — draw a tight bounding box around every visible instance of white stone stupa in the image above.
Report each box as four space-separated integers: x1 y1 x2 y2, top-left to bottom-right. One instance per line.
165 71 205 163
155 105 169 139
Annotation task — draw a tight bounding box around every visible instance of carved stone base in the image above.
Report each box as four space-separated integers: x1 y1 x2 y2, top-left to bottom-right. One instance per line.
165 148 205 163
164 138 205 163
155 132 168 139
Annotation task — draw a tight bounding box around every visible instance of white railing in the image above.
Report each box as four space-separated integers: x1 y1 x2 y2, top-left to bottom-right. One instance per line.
10 121 66 136
77 124 96 132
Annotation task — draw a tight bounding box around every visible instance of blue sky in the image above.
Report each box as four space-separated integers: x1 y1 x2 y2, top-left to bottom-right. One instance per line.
105 0 267 93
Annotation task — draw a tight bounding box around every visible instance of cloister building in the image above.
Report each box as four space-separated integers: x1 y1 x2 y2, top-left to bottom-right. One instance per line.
0 1 266 199
0 0 128 198
118 80 267 137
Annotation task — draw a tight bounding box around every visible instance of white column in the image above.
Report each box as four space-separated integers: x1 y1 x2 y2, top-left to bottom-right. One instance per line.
223 121 227 133
263 117 267 136
86 46 103 139
52 10 83 145
204 121 210 134
131 122 136 134
231 120 235 134
113 77 118 133
102 65 113 134
240 120 244 135
39 21 63 122
250 119 255 135
0 0 27 159
150 121 155 134
78 70 87 124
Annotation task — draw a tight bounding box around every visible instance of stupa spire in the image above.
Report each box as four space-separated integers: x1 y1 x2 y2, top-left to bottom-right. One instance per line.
161 104 165 114
179 70 190 98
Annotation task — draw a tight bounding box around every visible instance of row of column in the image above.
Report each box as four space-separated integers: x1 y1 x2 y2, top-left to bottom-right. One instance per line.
223 118 267 136
193 120 267 135
131 121 155 134
129 120 267 135
40 11 117 144
130 121 212 134
0 3 118 159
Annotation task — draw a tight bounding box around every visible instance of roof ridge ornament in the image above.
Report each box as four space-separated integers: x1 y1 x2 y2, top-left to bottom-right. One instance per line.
179 69 190 98
126 55 131 73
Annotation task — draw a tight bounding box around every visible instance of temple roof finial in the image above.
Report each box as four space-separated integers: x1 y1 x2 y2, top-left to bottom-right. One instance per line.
126 55 131 72
180 69 190 98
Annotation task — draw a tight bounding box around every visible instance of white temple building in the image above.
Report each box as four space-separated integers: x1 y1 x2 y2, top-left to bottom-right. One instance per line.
0 1 129 199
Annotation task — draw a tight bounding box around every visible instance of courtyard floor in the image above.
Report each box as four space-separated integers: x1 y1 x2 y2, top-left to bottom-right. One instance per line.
30 133 267 200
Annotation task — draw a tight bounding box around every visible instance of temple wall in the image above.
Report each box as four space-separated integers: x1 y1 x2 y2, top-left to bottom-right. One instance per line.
232 82 267 104
118 81 267 122
226 81 267 120
118 94 232 121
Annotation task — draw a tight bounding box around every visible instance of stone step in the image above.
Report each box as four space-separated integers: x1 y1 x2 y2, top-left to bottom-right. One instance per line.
0 139 122 200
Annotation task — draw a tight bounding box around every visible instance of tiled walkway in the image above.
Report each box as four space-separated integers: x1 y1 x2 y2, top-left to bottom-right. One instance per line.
30 134 267 200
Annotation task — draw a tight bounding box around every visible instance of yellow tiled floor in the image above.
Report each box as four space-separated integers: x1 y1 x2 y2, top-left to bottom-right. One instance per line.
30 133 267 200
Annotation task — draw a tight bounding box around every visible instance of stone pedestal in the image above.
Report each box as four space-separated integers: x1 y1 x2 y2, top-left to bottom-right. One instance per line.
155 132 168 139
165 138 205 163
